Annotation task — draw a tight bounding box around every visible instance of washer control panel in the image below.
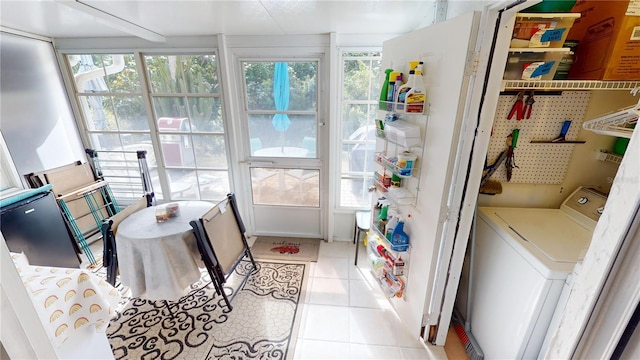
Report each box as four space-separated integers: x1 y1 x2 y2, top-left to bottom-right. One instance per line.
563 187 608 222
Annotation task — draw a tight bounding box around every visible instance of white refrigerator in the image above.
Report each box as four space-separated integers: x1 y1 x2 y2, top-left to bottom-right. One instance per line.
372 0 640 355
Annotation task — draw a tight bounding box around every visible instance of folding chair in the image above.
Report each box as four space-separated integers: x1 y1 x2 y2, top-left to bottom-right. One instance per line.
189 193 256 311
101 192 153 286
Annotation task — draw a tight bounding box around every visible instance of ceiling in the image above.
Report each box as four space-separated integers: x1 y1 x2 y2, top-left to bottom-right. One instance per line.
0 1 438 41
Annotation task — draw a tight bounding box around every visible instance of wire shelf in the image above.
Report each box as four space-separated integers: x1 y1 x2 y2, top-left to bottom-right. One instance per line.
582 103 639 139
502 80 640 91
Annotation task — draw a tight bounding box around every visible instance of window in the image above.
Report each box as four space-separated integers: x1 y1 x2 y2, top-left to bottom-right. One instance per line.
339 51 381 208
243 61 318 159
144 54 229 201
242 61 320 208
67 52 229 203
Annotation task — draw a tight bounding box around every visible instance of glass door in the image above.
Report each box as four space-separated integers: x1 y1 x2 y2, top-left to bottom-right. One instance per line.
240 60 323 237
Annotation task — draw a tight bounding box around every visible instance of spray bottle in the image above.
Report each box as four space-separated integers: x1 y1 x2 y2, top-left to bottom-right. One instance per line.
391 72 403 108
395 61 420 111
379 69 393 110
390 220 409 249
405 65 426 113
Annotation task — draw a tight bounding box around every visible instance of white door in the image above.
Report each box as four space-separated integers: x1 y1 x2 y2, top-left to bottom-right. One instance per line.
425 0 538 346
376 11 484 340
230 49 327 238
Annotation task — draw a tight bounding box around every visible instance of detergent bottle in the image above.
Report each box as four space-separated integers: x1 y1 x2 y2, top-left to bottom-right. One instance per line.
390 220 409 250
405 67 426 113
395 69 414 112
395 61 420 111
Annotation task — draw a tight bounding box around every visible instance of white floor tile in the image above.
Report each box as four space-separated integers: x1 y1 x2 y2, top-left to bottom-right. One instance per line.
295 339 351 359
383 311 424 349
350 343 403 360
349 279 385 309
313 257 350 279
349 308 398 346
298 303 309 338
319 240 355 258
308 261 316 278
302 304 350 342
400 346 446 359
309 277 349 306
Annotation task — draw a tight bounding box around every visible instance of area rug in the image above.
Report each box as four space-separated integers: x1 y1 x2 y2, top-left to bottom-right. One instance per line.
251 237 321 262
105 260 308 360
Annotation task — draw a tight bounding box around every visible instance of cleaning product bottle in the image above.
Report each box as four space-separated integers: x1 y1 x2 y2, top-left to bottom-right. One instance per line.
391 221 409 249
376 204 388 231
405 68 426 113
393 256 405 276
395 69 414 112
386 71 400 102
379 69 393 110
391 72 403 109
385 209 399 240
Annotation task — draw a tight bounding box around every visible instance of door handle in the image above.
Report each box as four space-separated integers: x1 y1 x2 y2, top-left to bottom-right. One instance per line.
240 160 275 165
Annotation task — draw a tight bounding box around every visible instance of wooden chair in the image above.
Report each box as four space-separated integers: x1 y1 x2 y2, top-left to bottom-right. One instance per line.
100 193 153 286
189 193 256 311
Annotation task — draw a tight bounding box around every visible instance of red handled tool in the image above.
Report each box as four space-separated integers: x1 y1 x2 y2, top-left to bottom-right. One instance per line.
508 91 525 120
523 91 535 119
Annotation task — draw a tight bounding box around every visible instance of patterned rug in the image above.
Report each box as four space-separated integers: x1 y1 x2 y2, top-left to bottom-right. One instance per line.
102 260 308 360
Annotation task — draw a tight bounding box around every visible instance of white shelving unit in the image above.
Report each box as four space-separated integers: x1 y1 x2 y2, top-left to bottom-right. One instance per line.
367 101 428 299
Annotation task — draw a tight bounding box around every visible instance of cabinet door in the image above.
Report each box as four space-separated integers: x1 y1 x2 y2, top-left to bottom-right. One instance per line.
378 10 484 341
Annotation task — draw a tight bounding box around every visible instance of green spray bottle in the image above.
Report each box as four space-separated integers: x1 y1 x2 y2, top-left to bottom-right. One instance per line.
379 69 393 110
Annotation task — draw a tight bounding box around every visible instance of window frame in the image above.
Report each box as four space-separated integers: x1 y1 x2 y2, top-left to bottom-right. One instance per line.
336 49 381 209
60 49 232 204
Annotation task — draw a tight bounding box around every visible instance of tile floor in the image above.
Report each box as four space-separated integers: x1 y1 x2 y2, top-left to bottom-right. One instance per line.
84 239 449 359
294 240 448 359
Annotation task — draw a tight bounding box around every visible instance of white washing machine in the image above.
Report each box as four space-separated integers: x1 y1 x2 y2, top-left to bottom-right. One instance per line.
470 187 607 359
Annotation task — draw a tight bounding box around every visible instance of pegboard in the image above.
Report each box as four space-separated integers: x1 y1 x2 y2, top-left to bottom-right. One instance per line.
486 91 591 184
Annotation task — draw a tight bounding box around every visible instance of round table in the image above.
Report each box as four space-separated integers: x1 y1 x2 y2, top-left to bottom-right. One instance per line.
116 201 213 301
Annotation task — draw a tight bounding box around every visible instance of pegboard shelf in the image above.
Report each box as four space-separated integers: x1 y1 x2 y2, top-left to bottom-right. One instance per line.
502 80 640 91
487 91 591 184
530 140 586 144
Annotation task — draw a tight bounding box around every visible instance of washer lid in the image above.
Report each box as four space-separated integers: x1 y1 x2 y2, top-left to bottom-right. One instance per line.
494 209 591 263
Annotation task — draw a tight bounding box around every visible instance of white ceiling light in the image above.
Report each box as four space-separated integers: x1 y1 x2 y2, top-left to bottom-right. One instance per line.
56 0 166 42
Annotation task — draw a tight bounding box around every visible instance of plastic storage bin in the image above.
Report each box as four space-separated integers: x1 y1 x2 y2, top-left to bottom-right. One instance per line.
504 48 570 80
384 120 421 147
511 13 580 48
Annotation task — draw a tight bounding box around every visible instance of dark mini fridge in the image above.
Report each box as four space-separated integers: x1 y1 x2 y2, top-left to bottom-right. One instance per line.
1 188 81 268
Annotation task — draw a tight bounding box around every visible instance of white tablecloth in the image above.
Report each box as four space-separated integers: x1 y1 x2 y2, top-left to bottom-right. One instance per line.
116 201 213 301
